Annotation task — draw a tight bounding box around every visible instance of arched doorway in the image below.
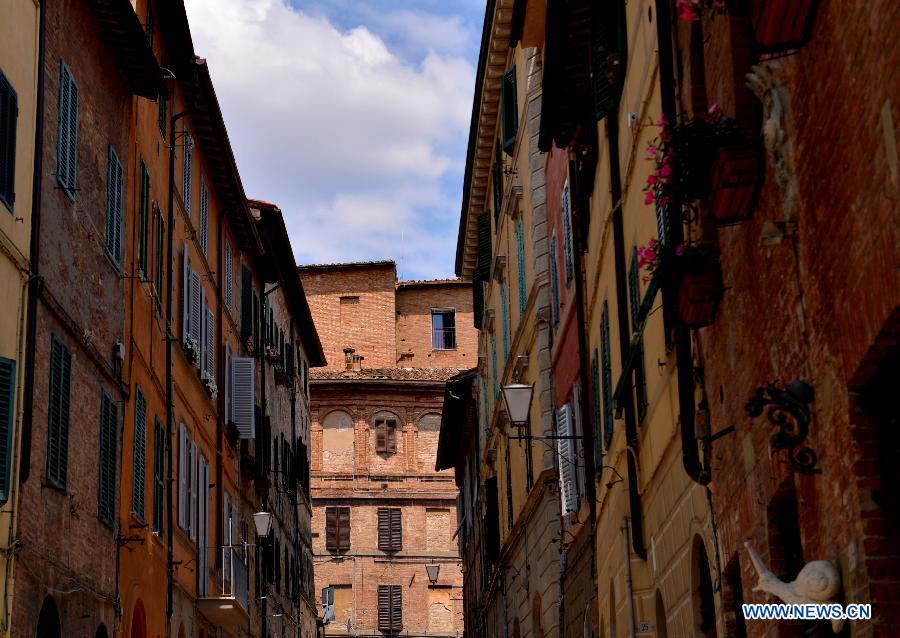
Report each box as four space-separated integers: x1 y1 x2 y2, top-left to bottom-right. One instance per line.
95 623 109 638
130 600 147 638
692 535 719 638
36 597 61 638
655 589 669 638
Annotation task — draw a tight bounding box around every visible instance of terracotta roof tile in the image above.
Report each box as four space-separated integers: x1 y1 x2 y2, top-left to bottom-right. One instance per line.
310 367 466 382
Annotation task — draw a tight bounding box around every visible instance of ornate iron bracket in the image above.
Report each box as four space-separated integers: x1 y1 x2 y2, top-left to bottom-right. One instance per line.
745 379 820 474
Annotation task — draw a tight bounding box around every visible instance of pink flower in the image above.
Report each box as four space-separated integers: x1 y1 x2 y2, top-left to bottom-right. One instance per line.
647 174 658 186
655 115 668 127
659 129 671 142
645 144 658 159
644 191 655 205
658 163 672 179
674 244 685 256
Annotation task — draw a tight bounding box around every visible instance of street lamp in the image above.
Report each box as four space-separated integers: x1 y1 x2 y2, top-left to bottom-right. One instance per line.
501 383 534 428
254 510 273 538
425 563 440 586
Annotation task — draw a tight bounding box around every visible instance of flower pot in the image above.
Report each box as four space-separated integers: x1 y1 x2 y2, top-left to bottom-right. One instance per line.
751 0 817 52
677 267 723 328
709 145 761 224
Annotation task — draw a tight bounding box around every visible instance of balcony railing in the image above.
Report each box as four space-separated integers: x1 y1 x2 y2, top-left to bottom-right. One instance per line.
432 327 457 350
198 547 249 627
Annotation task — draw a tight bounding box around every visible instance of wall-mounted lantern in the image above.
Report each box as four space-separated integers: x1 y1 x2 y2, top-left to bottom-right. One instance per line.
745 379 819 474
425 563 440 586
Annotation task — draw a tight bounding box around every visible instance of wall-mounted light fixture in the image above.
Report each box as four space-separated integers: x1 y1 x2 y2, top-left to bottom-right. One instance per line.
745 379 819 474
425 563 440 586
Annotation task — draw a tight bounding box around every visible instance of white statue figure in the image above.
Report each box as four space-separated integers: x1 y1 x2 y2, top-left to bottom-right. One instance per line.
746 63 798 219
744 541 844 633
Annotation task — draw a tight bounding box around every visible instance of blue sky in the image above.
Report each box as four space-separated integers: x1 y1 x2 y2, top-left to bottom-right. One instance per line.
185 0 485 280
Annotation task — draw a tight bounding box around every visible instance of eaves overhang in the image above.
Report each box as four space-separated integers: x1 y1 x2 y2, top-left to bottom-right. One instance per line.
88 0 163 98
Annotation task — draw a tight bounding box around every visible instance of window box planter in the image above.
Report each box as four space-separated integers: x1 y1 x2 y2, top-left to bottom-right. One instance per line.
182 336 199 366
751 0 817 52
676 260 724 329
709 145 762 225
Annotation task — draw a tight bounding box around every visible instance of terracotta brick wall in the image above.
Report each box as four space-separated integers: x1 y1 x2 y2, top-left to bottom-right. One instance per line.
396 282 477 368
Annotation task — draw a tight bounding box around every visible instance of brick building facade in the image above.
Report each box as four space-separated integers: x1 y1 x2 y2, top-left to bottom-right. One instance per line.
299 262 473 637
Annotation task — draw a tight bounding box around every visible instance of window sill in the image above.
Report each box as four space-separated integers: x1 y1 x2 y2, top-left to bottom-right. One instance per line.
40 477 68 494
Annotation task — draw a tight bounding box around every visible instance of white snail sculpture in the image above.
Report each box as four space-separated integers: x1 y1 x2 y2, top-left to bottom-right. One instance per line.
744 541 844 633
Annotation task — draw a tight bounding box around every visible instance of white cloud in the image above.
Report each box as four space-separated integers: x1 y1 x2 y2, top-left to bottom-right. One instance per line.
184 0 474 278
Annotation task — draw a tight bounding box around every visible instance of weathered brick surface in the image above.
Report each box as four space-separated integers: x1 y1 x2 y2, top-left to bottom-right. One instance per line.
396 282 477 368
681 1 900 635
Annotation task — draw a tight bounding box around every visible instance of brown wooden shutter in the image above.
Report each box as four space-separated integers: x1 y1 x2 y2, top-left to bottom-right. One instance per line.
325 507 337 550
375 419 387 453
378 585 391 631
337 507 351 550
390 584 402 630
378 508 390 550
386 420 398 454
390 508 402 550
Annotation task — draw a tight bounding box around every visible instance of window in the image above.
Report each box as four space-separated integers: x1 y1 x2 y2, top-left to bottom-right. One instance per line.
231 356 255 438
105 146 124 264
378 585 403 632
197 454 209 595
550 232 560 326
377 508 402 551
224 239 233 311
374 418 398 454
500 284 509 361
562 179 574 285
199 176 209 255
182 131 192 214
138 160 150 278
491 337 499 402
492 140 503 222
0 71 18 211
145 3 154 48
240 265 253 340
556 404 577 515
56 60 78 198
153 207 164 313
501 67 518 155
98 392 117 525
627 249 648 421
46 335 72 489
131 387 147 521
152 417 165 534
178 423 198 539
600 301 614 449
431 309 456 350
0 358 14 503
157 93 166 138
516 218 526 315
325 506 350 551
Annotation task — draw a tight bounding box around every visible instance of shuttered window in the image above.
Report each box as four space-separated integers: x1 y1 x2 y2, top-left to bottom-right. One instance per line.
152 417 165 534
501 283 509 362
600 301 614 448
241 265 253 341
325 506 350 551
157 93 166 138
591 351 601 468
491 338 499 402
378 585 403 632
628 249 648 421
105 146 124 264
556 404 577 515
550 233 560 326
199 176 209 255
224 240 233 312
203 302 215 379
492 142 503 223
561 179 574 285
0 358 15 503
190 271 201 361
374 418 397 454
182 132 192 214
137 160 150 277
515 218 526 315
131 387 147 521
231 356 255 438
98 391 117 525
224 343 232 424
178 423 197 537
377 508 402 552
500 67 518 155
189 438 198 540
154 208 164 313
46 335 72 489
56 60 78 197
0 71 18 211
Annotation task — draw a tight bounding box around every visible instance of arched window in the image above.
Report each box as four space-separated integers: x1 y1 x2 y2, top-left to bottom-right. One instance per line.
321 410 354 471
608 581 617 638
655 590 669 638
692 535 718 638
95 624 109 638
36 597 61 638
416 413 442 471
372 411 401 456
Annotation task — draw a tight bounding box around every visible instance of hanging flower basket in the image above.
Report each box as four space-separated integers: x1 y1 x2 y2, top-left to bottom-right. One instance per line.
709 144 762 224
751 0 817 52
675 249 723 329
183 336 199 366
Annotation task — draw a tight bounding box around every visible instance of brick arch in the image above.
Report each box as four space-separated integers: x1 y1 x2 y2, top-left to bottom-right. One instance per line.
129 599 146 638
365 407 405 426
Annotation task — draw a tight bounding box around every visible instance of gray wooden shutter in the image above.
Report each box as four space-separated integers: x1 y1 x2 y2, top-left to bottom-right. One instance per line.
199 176 209 255
204 305 215 378
57 61 78 193
98 392 117 525
601 301 614 448
190 270 201 360
556 404 577 515
182 132 192 213
47 335 72 488
0 358 14 503
106 146 123 263
241 265 253 340
190 437 198 540
182 245 190 341
231 356 256 438
153 418 165 534
178 423 187 529
224 240 233 311
224 342 232 423
131 387 147 521
337 507 351 549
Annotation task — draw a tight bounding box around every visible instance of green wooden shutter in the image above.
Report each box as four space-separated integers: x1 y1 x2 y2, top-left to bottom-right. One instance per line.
145 4 154 47
46 335 72 488
501 283 509 361
106 146 123 263
57 61 79 195
492 140 503 221
477 212 492 281
153 417 165 534
628 251 648 421
182 132 193 214
600 301 614 448
98 391 117 525
154 209 164 313
132 387 147 521
590 5 616 121
199 176 209 255
0 72 18 210
0 358 16 503
591 350 601 468
516 218 526 315
472 274 484 330
157 93 166 138
241 265 253 340
138 160 150 277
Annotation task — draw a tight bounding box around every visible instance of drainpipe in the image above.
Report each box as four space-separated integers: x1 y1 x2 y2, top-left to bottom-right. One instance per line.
653 0 710 485
607 114 647 559
20 0 48 487
165 104 188 636
621 518 637 638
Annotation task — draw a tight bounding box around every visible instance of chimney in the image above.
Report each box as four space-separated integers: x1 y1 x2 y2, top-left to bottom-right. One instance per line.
343 348 355 372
